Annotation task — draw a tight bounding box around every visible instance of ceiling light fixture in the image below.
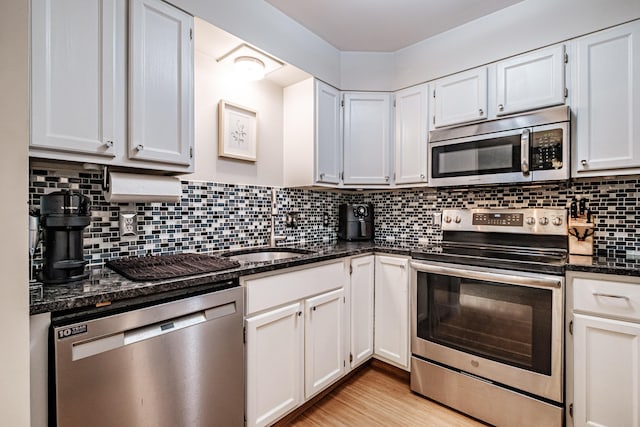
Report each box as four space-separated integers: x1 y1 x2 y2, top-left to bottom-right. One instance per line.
234 56 266 81
217 43 284 81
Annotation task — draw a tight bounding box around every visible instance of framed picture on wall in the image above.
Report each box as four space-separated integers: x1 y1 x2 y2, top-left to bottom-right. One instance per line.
218 100 257 162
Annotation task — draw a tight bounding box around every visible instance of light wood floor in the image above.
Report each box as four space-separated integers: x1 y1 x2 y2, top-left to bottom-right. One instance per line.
286 361 487 427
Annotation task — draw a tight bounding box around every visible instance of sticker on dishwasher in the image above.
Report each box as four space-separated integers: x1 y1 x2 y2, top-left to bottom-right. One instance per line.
57 325 87 340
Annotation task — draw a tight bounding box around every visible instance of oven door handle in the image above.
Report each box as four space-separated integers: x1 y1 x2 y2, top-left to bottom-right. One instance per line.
410 262 561 289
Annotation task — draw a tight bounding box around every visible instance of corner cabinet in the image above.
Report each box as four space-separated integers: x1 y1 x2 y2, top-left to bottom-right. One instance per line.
567 271 640 427
30 0 194 173
394 84 428 185
343 92 393 185
374 255 410 370
349 255 375 368
572 20 640 177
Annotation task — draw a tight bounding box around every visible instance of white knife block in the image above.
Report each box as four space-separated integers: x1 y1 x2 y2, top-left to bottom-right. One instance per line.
568 217 595 255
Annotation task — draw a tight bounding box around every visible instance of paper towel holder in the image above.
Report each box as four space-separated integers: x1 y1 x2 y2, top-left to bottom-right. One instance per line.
102 166 110 192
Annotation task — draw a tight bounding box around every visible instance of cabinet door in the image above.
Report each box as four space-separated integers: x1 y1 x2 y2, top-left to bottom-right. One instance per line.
374 256 409 369
433 67 487 128
394 85 428 184
31 0 124 157
343 92 393 185
496 45 566 116
129 0 193 166
246 303 304 427
573 313 640 427
350 256 375 368
574 21 640 175
315 80 342 184
305 288 345 399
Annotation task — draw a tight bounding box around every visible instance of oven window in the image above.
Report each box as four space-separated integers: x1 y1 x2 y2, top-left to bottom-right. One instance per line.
431 133 522 178
416 272 552 375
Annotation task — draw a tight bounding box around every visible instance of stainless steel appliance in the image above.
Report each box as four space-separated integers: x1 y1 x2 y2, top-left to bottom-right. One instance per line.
52 284 244 427
411 208 567 427
429 106 570 187
40 190 91 284
338 203 374 241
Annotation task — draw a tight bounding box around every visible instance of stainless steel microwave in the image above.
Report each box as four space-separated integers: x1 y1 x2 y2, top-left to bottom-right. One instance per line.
429 106 570 187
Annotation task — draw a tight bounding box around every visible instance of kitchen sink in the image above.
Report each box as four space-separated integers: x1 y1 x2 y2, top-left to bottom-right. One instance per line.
222 247 315 263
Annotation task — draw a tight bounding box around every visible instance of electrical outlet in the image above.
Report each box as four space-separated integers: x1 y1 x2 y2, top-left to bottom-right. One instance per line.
119 212 137 237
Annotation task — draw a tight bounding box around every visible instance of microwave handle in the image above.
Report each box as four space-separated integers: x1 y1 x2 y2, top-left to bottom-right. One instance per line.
521 129 530 175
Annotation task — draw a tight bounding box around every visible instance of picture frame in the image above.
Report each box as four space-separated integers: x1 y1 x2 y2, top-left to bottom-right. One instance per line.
218 100 258 162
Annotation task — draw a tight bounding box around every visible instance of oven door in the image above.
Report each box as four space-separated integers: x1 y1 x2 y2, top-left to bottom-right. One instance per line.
411 261 563 403
429 128 532 187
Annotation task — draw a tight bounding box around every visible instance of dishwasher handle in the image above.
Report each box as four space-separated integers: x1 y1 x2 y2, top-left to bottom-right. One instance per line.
71 301 237 361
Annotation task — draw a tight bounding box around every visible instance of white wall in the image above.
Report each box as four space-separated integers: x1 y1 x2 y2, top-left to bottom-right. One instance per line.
186 20 285 186
393 0 640 89
340 52 394 91
170 0 342 88
0 0 30 424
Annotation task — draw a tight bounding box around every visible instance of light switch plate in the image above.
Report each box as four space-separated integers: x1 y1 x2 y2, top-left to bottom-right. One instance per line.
119 212 137 237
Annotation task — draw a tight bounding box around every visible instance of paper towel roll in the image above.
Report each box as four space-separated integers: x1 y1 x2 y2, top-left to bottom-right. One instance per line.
104 172 182 203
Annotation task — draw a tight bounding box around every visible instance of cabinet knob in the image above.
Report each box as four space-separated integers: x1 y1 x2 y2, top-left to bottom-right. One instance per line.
297 311 302 317
312 306 317 311
498 104 504 111
319 172 325 179
581 159 588 166
104 140 114 148
420 174 425 180
384 176 390 182
479 108 484 116
136 144 144 152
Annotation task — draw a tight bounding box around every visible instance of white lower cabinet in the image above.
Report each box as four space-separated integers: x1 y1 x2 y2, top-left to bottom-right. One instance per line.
243 260 347 427
246 303 304 427
349 255 375 368
304 289 345 398
568 272 640 427
374 255 410 370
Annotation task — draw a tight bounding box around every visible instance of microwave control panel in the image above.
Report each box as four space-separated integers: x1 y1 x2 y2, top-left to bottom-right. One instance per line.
531 128 563 170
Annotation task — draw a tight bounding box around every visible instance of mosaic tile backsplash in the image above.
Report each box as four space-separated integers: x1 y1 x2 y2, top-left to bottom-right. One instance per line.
29 165 640 269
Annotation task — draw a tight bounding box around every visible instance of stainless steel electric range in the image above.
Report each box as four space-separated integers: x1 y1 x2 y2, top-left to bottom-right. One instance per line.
410 208 568 427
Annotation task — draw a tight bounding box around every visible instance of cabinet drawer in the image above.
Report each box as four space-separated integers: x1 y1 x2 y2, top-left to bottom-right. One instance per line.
243 260 346 315
573 277 640 322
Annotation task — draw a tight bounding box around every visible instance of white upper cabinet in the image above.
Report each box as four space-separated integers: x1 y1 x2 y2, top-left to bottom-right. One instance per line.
394 84 428 185
496 44 566 116
31 0 125 158
433 67 488 128
129 0 193 166
573 20 640 176
315 80 342 185
343 92 393 185
30 0 194 173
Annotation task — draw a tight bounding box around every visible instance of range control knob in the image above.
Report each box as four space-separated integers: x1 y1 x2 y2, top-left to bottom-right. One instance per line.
454 216 462 224
539 217 549 226
444 216 452 223
526 217 536 225
552 216 563 226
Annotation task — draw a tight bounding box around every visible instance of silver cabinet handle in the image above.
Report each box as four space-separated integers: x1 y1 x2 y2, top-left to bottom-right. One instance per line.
479 108 484 115
420 174 425 179
581 159 588 166
592 292 630 300
498 104 504 111
319 172 325 179
136 144 144 151
521 129 530 175
104 140 114 148
384 176 390 182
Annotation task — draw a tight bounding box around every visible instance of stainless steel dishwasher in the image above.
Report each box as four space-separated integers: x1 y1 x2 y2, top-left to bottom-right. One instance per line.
52 284 244 427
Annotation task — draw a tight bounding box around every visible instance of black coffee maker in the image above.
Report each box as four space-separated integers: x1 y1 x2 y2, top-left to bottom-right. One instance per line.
40 190 91 284
338 203 374 241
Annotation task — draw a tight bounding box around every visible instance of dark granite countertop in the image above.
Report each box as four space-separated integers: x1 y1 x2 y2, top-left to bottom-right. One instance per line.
29 241 412 315
29 240 640 316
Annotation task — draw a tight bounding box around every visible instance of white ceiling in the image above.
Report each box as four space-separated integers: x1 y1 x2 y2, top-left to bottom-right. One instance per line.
265 0 526 52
